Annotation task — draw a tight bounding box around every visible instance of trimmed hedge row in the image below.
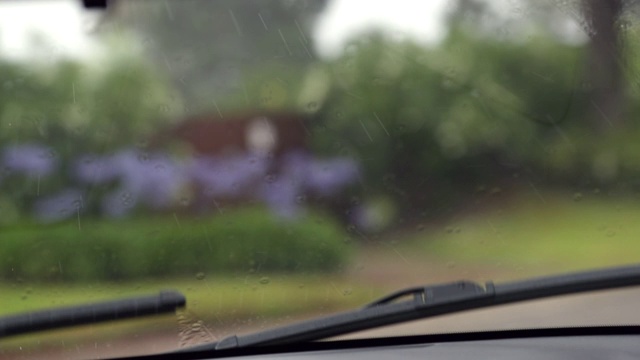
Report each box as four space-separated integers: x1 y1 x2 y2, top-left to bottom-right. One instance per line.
0 207 352 282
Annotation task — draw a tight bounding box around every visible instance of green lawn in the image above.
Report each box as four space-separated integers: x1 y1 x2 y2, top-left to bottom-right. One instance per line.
400 191 640 275
0 274 373 318
5 190 640 320
4 190 640 351
0 274 376 350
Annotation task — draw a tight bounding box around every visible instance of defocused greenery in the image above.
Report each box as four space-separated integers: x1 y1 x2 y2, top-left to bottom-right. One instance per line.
0 207 351 282
2 0 640 280
0 54 181 220
301 5 640 225
0 56 180 155
219 61 312 111
401 191 640 272
6 3 640 354
4 0 640 228
114 0 327 112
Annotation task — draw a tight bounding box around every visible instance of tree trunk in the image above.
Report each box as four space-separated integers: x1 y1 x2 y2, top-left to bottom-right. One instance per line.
583 0 625 131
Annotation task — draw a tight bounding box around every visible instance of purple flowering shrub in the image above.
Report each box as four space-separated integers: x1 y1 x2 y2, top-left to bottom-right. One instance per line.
32 188 84 223
260 152 360 219
74 150 188 217
0 144 360 223
2 144 57 177
189 153 270 199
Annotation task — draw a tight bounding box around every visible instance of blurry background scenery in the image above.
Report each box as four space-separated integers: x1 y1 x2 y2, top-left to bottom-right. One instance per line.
3 0 640 358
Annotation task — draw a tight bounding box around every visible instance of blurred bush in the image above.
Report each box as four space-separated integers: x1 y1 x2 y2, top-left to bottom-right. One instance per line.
0 56 181 219
0 207 351 282
527 27 640 189
309 30 586 219
0 58 181 154
539 126 640 189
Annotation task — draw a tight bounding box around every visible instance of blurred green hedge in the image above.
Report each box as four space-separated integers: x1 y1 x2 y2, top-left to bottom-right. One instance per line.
0 207 352 282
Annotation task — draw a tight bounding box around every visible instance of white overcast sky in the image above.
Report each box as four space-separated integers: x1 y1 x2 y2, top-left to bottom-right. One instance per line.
0 0 450 60
314 0 450 57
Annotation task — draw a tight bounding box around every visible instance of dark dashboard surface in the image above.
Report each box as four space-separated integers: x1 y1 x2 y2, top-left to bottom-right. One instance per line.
223 336 639 360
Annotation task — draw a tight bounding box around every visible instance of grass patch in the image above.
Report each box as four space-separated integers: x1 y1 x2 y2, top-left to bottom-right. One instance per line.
0 208 358 350
0 274 377 350
401 191 640 274
0 274 374 319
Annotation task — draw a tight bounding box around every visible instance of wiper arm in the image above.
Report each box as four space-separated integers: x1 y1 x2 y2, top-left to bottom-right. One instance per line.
187 264 640 351
0 290 185 338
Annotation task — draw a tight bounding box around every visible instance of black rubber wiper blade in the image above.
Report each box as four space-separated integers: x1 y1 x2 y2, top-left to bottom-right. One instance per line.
188 264 640 351
0 290 185 338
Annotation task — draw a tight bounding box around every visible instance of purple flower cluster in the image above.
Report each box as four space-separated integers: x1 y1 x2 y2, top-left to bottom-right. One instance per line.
2 144 57 178
1 144 360 222
189 153 269 198
187 150 360 219
74 150 188 217
286 152 361 197
33 188 84 223
260 152 360 219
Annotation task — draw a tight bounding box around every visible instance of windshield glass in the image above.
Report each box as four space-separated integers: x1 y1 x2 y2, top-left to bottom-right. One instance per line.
2 0 640 358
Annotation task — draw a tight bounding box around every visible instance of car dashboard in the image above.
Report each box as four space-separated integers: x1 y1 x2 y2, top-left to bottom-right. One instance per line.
131 327 640 360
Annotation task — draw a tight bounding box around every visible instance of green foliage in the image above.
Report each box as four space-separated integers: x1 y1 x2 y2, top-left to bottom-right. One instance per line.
0 53 181 220
0 56 180 155
217 61 311 112
116 0 327 112
537 125 640 188
311 30 586 214
0 207 352 282
524 26 640 187
403 191 640 271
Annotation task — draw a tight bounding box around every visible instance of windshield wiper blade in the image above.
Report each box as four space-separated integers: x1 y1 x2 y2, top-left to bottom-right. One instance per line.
0 290 185 338
187 264 640 351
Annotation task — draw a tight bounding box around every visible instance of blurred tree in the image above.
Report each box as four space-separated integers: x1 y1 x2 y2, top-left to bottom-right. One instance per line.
310 14 586 221
451 0 630 132
110 0 327 112
0 57 178 155
447 0 640 186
